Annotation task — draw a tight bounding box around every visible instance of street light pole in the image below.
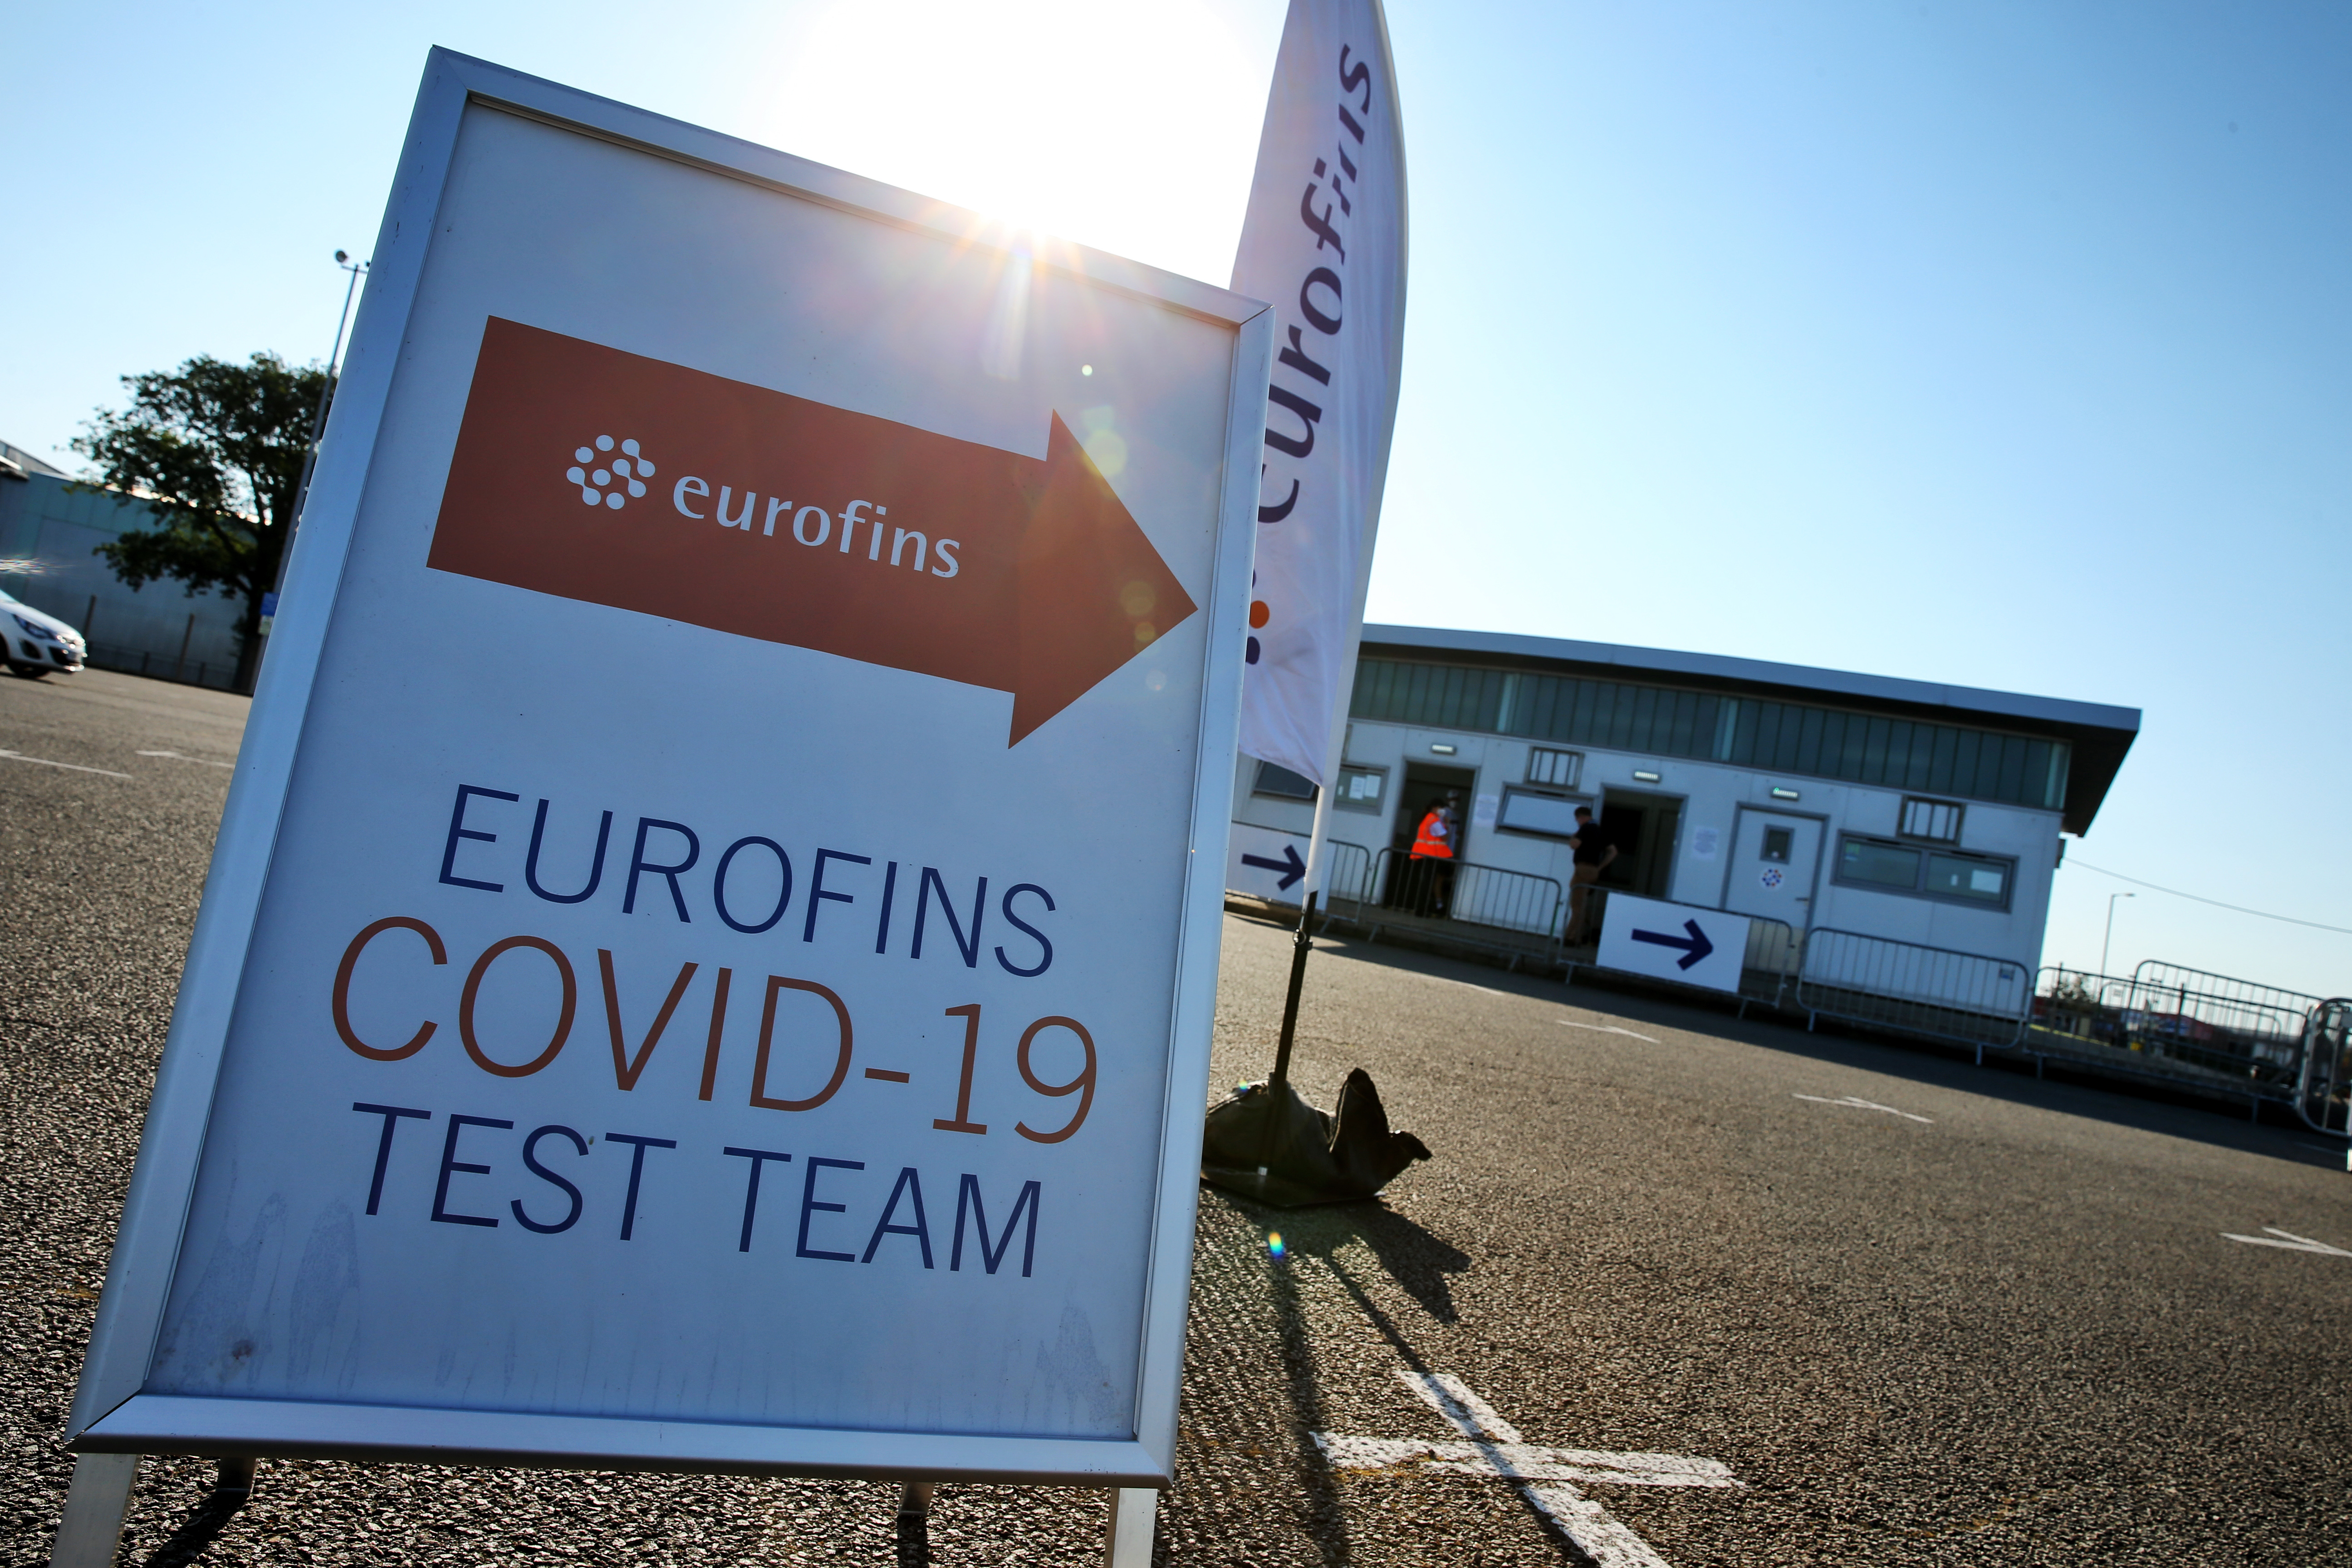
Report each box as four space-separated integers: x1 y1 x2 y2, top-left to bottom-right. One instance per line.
2100 892 2135 976
249 250 366 690
287 250 368 537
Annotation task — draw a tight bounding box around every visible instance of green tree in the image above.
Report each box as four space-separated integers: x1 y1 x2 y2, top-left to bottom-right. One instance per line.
73 352 328 693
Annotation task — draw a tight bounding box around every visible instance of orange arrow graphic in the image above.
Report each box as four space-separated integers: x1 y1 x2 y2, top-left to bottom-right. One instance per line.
427 318 1195 743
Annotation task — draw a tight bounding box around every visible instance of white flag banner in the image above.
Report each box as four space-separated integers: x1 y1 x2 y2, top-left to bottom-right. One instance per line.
1232 0 1408 788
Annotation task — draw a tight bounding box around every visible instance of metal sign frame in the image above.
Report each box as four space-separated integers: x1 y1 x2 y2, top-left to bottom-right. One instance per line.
64 48 1272 1488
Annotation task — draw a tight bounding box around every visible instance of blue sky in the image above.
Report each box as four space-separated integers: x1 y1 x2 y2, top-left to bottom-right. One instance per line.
5 0 2346 995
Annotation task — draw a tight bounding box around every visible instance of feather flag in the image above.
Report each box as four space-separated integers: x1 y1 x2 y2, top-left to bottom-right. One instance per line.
1231 0 1408 790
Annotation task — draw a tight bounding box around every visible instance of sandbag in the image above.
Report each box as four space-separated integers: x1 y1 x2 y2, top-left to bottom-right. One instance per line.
1200 1067 1430 1208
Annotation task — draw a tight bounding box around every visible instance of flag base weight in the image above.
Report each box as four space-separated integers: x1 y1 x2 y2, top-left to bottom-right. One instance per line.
1200 1068 1429 1208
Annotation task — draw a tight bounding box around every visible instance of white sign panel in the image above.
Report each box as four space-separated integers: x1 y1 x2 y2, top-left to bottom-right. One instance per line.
1596 895 1751 995
1498 789 1584 837
66 52 1272 1488
1226 822 1312 902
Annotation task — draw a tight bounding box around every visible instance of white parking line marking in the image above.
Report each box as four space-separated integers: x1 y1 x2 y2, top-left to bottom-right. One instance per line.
1792 1093 1933 1124
0 749 132 780
136 749 234 769
1420 970 1664 1044
1426 974 1516 1000
1314 1433 1740 1489
2222 1227 2352 1257
1421 972 1660 1039
1560 1020 1659 1044
1315 1370 1739 1568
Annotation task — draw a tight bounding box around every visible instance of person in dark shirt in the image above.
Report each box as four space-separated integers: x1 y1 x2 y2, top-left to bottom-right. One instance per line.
1564 805 1617 946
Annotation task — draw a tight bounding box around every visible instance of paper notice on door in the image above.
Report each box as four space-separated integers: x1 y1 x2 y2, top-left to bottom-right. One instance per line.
1473 793 1499 827
1691 826 1721 859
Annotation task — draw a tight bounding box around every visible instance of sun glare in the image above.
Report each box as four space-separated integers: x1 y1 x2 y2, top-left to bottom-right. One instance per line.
750 0 1270 285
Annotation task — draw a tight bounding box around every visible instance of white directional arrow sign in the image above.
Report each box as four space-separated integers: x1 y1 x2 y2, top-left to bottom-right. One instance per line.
1316 1370 1741 1568
1595 895 1749 994
1226 822 1313 901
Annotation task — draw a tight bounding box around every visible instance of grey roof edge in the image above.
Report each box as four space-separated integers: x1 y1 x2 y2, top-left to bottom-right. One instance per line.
1361 624 2141 737
0 439 69 480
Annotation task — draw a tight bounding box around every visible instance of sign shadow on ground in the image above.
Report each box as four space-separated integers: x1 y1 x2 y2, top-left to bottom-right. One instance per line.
1200 1189 1638 1564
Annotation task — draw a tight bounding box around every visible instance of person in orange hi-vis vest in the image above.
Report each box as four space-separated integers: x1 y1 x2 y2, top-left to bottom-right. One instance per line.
1411 799 1456 859
1408 792 1460 915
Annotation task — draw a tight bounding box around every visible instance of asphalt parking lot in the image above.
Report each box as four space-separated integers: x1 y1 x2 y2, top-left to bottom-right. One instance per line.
6 668 2352 1566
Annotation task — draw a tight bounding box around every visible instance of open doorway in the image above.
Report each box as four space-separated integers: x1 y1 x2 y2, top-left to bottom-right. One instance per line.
1384 762 1478 913
1596 789 1684 900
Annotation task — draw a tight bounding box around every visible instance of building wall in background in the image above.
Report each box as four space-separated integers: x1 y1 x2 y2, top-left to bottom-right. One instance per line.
1318 719 2060 972
0 462 245 687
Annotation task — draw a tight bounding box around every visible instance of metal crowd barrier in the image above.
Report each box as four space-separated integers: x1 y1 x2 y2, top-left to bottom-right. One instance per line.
1319 839 1376 922
2124 961 2318 1088
1736 912 1803 1008
1739 911 1803 999
2299 1000 2352 1136
1371 848 1563 934
1273 841 2350 1134
1328 848 1566 968
2029 967 2134 1049
2029 963 2334 1117
1797 929 2032 1056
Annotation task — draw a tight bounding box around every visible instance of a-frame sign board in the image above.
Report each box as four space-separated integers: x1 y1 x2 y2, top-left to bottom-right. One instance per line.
55 46 1268 1565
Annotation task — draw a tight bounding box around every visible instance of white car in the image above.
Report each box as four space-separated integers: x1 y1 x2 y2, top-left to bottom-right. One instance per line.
0 588 88 678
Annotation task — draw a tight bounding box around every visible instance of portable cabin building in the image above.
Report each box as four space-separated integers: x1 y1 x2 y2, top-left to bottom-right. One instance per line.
1228 625 2139 982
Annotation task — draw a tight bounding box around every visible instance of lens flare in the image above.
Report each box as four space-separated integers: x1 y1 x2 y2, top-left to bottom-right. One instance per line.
1267 1232 1285 1259
750 0 1264 285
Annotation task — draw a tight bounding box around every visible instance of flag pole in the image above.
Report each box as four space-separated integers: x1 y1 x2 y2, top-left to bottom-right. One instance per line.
1298 569 1378 906
1264 495 1382 1114
1266 892 1320 1093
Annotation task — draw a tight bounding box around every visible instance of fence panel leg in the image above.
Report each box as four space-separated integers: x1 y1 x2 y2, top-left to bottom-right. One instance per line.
1102 1486 1156 1568
49 1453 138 1568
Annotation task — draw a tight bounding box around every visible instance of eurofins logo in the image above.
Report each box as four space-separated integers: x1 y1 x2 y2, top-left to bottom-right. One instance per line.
566 434 655 510
433 318 1195 745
